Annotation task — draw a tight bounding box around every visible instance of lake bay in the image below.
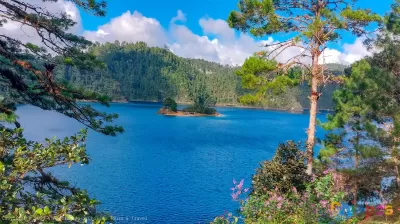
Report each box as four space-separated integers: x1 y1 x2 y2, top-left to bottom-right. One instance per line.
17 103 326 223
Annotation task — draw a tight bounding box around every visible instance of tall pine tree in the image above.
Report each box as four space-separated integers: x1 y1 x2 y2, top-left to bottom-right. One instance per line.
227 0 381 174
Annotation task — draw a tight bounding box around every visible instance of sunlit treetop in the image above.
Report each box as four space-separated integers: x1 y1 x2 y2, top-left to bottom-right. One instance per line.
228 0 382 70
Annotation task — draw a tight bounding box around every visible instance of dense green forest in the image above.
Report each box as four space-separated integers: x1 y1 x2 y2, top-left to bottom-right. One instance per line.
53 41 345 111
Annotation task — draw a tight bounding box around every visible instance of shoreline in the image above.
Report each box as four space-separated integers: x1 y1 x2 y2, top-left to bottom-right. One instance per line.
157 108 221 117
78 100 333 113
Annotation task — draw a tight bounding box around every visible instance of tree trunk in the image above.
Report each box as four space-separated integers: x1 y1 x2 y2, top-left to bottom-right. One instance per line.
306 55 320 175
354 135 360 217
392 145 400 188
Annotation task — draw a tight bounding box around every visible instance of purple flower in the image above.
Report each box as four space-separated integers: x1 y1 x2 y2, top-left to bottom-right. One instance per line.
244 188 249 193
230 187 235 191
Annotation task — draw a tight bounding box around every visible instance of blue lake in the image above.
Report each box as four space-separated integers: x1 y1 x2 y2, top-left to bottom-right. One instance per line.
16 103 326 223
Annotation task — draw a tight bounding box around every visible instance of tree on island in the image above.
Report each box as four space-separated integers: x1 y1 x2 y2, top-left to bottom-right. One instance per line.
184 75 217 115
228 0 382 174
163 97 178 112
0 0 123 223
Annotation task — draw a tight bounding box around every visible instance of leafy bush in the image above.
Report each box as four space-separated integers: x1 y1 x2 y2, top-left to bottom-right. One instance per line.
242 174 345 223
182 105 217 115
252 141 311 195
163 97 177 112
212 174 347 224
0 128 112 223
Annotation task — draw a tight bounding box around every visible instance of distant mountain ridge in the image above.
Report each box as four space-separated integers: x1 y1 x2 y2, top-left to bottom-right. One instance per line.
53 41 346 111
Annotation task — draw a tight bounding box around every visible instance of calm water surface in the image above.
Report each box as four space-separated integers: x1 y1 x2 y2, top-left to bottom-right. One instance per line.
17 103 326 223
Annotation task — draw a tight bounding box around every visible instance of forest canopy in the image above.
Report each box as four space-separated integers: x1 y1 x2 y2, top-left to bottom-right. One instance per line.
50 41 344 111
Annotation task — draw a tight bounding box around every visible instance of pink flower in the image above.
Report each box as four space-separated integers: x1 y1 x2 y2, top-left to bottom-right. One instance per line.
292 187 297 194
231 192 239 200
320 200 328 207
323 169 329 175
237 179 244 190
230 187 235 191
277 196 283 202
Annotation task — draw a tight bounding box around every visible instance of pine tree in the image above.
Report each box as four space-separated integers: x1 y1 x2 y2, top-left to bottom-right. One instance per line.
320 60 390 208
0 1 123 223
227 0 381 174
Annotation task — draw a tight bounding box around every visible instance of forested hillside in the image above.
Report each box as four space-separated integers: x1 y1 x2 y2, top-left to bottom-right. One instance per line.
53 41 345 111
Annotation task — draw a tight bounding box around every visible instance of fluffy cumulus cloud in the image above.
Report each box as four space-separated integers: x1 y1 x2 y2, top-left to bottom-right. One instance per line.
83 11 168 47
340 38 372 64
169 17 271 65
320 38 372 65
1 3 372 66
82 9 371 66
0 0 82 45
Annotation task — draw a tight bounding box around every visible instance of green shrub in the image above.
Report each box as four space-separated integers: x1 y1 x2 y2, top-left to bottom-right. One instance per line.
252 141 311 195
212 174 347 224
182 105 216 115
241 174 345 224
163 97 177 112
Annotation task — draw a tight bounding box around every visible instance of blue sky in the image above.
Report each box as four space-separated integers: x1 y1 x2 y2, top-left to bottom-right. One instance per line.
1 1 393 66
71 0 395 65
41 0 385 65
80 0 393 41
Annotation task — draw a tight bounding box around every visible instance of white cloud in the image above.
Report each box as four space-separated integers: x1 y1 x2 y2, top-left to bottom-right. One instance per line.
0 0 82 46
169 17 272 65
83 11 168 47
0 3 372 66
170 10 186 24
199 18 235 42
320 48 342 64
340 38 372 64
318 38 372 65
96 29 110 37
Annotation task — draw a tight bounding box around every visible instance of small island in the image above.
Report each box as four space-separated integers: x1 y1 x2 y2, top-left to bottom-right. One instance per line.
158 97 220 117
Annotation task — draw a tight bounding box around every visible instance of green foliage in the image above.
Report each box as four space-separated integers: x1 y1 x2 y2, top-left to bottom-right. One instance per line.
235 55 299 96
320 17 400 201
183 105 217 115
0 1 124 222
163 97 177 112
242 174 345 224
53 41 241 105
0 128 112 223
213 174 346 224
49 41 340 111
322 60 374 131
386 0 400 34
0 2 123 135
252 141 311 195
228 0 382 174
